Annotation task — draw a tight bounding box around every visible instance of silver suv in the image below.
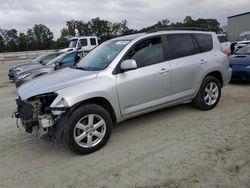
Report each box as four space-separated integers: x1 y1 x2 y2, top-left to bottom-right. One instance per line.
15 30 232 154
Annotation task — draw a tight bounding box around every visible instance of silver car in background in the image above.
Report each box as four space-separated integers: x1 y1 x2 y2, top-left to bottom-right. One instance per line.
14 50 84 87
8 52 63 80
15 30 232 154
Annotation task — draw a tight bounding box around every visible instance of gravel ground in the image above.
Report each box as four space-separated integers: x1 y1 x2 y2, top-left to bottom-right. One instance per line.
0 60 250 188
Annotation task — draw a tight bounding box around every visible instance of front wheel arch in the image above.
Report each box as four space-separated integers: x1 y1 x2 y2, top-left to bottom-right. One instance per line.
69 97 117 123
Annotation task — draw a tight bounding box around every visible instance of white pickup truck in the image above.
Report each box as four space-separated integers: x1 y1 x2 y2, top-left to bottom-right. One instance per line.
60 36 100 53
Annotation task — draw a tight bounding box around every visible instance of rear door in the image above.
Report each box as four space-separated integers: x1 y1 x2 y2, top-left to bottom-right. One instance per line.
165 34 207 97
116 36 172 116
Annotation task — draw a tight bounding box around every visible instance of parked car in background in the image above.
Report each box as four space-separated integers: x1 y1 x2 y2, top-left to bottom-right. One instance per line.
15 30 232 155
60 36 100 53
8 52 63 80
230 44 250 81
217 34 231 55
230 31 250 53
14 50 84 87
233 40 250 52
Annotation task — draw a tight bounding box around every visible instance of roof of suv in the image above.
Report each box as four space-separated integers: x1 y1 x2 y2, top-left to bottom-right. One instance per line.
114 30 214 41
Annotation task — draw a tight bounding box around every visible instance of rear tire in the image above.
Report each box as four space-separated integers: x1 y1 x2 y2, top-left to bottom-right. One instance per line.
63 104 112 155
193 76 221 110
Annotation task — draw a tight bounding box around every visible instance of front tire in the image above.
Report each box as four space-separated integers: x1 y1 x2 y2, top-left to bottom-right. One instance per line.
63 104 112 155
193 76 221 110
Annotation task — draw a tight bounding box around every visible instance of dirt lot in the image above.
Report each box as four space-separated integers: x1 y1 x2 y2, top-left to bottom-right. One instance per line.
0 60 249 188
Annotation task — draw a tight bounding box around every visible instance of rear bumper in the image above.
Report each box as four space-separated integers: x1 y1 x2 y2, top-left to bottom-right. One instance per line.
231 66 250 81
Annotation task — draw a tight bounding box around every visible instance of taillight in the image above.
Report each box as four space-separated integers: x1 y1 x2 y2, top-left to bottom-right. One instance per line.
220 48 230 56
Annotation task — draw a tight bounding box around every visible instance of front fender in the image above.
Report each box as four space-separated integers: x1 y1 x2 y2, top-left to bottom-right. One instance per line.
51 75 122 122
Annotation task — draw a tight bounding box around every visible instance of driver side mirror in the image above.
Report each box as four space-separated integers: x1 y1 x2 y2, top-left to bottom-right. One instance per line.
120 59 137 71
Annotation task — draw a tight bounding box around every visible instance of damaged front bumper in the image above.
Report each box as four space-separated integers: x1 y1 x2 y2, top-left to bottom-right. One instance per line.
15 94 67 140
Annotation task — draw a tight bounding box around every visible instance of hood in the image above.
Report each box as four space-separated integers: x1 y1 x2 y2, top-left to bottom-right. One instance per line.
10 61 32 70
230 55 250 65
17 64 45 75
18 67 98 100
59 48 74 52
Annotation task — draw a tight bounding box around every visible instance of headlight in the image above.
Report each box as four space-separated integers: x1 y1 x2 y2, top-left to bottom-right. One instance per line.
18 72 32 79
14 67 21 72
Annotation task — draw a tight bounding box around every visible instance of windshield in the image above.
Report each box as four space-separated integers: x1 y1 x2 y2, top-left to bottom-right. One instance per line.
235 44 250 55
69 39 78 48
32 54 47 63
45 53 65 66
77 40 130 70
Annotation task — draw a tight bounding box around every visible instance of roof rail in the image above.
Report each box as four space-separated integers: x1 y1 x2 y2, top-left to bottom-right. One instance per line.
122 29 140 36
146 27 210 33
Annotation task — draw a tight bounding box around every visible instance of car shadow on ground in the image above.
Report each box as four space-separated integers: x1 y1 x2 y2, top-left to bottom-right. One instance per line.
229 80 250 86
18 102 197 157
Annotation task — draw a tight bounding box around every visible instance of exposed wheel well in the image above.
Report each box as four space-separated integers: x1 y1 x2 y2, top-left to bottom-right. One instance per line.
72 97 117 123
205 71 223 87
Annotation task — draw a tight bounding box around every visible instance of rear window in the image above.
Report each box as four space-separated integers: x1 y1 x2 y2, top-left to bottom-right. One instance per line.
167 34 196 59
193 34 213 53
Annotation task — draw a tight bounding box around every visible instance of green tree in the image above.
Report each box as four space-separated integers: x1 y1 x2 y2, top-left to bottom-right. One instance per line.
111 20 129 36
33 24 54 49
0 35 4 52
26 28 36 50
195 18 220 32
140 19 170 32
1 29 18 51
61 27 70 37
183 16 194 27
89 17 112 40
17 32 28 51
75 20 91 36
66 20 76 36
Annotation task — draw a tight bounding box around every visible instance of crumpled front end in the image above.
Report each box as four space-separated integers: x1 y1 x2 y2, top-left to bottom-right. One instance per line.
15 93 64 140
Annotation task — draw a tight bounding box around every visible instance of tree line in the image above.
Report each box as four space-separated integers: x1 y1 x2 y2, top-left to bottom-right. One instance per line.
0 16 220 53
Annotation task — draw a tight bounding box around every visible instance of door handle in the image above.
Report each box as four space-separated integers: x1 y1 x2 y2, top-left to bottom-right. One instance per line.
159 68 169 74
200 59 207 64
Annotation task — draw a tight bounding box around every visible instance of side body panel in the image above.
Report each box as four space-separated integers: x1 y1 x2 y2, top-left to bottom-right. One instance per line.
116 61 171 116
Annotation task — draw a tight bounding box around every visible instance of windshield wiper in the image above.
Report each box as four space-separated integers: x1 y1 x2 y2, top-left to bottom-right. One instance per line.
75 67 88 71
76 67 102 71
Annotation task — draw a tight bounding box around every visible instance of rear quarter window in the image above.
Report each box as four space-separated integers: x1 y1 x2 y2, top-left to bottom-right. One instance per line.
193 34 213 53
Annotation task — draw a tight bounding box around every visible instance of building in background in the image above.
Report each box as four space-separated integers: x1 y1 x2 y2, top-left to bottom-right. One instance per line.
227 12 250 42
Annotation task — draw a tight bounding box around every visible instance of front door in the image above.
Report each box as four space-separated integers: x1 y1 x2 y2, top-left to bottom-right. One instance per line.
116 36 172 117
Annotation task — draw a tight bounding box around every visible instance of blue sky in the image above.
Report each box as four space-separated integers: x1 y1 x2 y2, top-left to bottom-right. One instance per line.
0 0 249 38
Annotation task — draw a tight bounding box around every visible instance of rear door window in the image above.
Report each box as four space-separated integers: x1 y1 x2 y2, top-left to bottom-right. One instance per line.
166 34 196 60
193 34 213 53
80 39 88 46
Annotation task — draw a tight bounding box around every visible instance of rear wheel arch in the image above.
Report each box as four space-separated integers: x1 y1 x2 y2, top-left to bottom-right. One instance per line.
204 71 223 87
